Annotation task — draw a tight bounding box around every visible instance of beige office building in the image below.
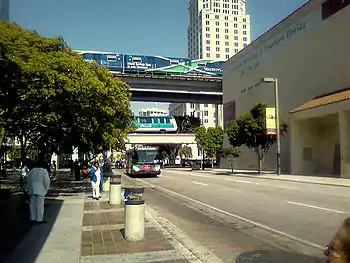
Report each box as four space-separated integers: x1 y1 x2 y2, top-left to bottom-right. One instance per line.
222 0 350 177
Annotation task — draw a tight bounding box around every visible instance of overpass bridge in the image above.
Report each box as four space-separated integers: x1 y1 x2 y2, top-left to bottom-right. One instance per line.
112 72 223 104
126 133 197 145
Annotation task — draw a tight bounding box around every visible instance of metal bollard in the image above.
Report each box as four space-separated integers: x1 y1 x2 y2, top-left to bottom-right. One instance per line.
109 173 122 205
102 173 111 192
124 187 145 241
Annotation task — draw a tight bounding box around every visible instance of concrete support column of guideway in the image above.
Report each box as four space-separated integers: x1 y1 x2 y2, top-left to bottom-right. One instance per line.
339 110 350 178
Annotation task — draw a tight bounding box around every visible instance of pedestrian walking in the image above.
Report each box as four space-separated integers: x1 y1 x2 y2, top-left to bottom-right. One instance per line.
27 161 51 224
89 162 101 200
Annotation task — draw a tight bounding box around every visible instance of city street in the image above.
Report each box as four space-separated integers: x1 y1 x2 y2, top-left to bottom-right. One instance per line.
129 169 350 262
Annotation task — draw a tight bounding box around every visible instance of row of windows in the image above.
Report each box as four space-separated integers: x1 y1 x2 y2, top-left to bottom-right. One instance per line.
205 14 247 23
206 27 248 34
205 47 239 53
203 33 248 41
206 21 247 28
204 40 247 47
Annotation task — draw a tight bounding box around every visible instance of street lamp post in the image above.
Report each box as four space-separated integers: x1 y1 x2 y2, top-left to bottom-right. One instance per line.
193 109 205 170
261 77 281 175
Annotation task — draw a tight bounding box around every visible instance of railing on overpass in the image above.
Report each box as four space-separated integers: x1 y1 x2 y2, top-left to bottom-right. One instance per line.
111 71 222 83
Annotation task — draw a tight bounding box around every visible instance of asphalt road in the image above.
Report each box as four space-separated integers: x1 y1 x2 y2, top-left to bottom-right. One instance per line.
126 169 350 262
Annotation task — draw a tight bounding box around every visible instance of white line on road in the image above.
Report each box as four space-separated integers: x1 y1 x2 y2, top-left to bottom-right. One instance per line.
192 181 208 186
286 201 345 214
231 180 258 185
136 178 324 250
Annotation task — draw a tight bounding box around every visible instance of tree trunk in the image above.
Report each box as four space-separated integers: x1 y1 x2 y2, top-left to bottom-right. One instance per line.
211 158 214 170
230 162 234 173
256 148 263 174
19 136 26 192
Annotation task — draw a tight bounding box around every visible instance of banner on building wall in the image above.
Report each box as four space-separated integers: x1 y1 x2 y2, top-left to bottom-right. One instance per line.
223 100 236 130
265 107 277 135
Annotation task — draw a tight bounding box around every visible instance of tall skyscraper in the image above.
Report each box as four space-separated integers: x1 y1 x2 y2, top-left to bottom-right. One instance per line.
169 0 250 128
188 0 251 60
0 0 10 21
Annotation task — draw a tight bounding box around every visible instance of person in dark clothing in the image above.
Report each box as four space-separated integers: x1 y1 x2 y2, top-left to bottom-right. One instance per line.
73 160 81 181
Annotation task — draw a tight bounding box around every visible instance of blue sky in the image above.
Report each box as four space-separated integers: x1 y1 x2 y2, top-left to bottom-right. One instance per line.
9 0 308 114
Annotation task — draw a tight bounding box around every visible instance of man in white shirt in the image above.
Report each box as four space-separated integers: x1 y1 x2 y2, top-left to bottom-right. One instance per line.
27 161 51 224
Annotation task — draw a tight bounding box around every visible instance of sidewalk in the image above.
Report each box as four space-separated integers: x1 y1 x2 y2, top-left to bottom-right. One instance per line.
165 168 350 188
4 172 197 263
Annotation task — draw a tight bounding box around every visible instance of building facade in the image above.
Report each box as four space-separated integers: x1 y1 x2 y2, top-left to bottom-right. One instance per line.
222 0 350 177
168 103 218 128
138 107 168 116
188 0 251 60
0 0 10 21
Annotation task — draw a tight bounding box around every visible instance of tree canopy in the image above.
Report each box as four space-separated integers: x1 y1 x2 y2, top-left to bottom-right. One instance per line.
0 21 134 162
195 126 224 168
226 103 287 173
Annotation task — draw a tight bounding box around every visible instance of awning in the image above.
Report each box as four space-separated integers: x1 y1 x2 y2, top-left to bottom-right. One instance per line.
290 88 350 113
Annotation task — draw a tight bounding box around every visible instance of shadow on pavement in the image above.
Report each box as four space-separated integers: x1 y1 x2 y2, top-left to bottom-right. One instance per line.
1 172 88 263
236 250 324 263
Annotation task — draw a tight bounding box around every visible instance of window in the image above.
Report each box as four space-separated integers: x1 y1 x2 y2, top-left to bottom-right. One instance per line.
216 40 220 45
243 18 247 22
243 25 246 29
225 29 229 33
225 16 228 20
234 29 238 34
206 27 210 32
226 54 230 59
225 48 229 52
243 37 247 41
206 46 210 51
190 103 195 108
243 31 247 35
216 54 220 58
206 40 210 44
204 104 208 107
234 23 238 28
235 49 239 53
216 28 219 32
234 42 238 47
216 47 220 51
216 21 219 26
206 33 210 38
225 41 229 46
215 15 219 19
139 117 152 124
206 53 210 58
225 35 229 39
204 119 209 123
234 36 238 40
216 34 219 38
204 111 209 116
206 21 210 25
243 43 248 47
234 4 238 9
206 14 209 19
234 17 237 21
225 22 228 27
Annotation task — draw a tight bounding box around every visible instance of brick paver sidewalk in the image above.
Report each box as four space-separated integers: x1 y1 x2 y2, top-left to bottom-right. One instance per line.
80 196 191 263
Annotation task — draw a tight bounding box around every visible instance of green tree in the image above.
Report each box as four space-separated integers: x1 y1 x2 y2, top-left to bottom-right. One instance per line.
0 21 134 165
195 126 224 169
226 103 287 174
174 115 201 133
178 145 193 159
220 148 240 172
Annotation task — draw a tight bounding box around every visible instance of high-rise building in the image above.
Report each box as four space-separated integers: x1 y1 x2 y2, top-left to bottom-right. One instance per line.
138 107 168 117
188 0 251 60
169 0 250 128
0 0 10 21
169 103 218 129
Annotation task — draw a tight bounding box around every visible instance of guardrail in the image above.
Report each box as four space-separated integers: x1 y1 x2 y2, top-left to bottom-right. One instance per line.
110 71 223 82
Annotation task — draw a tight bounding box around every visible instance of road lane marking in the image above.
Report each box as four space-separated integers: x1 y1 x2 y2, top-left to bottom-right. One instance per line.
286 201 345 214
136 178 324 250
193 181 208 186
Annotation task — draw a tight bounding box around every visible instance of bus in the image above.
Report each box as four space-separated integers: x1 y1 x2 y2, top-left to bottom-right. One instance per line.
126 146 161 176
